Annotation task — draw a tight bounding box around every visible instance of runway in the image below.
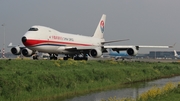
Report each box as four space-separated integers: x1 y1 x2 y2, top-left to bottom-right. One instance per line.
89 57 180 63
128 58 180 63
1 56 180 63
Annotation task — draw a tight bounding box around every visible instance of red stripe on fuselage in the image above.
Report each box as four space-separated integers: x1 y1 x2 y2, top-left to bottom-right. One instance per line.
23 39 92 47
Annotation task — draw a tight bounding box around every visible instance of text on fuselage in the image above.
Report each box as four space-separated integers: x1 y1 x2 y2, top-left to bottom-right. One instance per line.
49 36 74 41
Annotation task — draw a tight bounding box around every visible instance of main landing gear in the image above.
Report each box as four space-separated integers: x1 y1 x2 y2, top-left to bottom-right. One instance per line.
63 55 69 60
32 53 39 60
48 53 88 61
63 54 88 60
73 55 88 60
49 54 58 60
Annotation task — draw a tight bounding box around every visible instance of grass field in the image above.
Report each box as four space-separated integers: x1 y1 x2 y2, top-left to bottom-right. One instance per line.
0 59 180 101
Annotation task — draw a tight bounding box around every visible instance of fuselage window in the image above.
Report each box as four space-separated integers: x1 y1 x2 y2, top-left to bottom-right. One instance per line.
28 28 38 31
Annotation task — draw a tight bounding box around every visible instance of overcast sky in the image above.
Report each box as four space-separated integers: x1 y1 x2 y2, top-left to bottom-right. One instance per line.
0 0 180 53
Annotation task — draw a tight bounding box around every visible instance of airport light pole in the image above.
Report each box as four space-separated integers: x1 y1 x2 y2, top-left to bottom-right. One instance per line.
2 24 5 58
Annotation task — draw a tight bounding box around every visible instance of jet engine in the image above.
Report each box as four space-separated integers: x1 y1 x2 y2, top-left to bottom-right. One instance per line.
22 48 35 57
89 48 102 58
127 47 138 56
11 47 21 55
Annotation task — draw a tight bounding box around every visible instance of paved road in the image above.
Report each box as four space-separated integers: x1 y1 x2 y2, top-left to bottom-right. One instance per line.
89 57 180 63
1 57 180 63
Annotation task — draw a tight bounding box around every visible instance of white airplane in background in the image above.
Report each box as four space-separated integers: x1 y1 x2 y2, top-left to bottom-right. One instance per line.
108 49 132 60
9 14 173 60
174 50 180 58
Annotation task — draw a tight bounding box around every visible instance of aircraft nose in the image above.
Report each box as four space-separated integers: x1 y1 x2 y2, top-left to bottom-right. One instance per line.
21 36 27 43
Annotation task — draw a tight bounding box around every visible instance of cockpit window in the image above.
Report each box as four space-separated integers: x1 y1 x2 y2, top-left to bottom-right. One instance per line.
28 28 38 31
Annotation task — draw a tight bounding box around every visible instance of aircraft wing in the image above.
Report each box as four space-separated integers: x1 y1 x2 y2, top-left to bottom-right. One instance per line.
7 42 25 48
103 45 173 56
104 45 172 50
63 44 173 57
65 45 172 51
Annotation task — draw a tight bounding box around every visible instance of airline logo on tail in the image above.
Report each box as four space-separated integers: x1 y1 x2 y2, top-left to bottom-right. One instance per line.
100 20 104 33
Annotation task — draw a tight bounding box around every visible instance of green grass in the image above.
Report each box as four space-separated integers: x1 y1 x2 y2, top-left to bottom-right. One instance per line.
0 59 180 101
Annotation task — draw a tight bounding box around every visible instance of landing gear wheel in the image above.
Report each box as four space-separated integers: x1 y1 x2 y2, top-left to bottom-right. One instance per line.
84 57 88 61
73 53 88 61
49 54 58 60
33 55 38 60
63 57 68 60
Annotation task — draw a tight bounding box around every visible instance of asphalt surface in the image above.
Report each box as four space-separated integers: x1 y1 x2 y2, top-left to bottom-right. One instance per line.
1 57 180 63
89 57 180 63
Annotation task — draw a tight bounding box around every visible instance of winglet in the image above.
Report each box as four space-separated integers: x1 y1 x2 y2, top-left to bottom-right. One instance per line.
7 42 12 48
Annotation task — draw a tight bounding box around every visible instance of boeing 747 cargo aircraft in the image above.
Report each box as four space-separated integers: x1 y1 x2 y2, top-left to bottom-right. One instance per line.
9 14 173 60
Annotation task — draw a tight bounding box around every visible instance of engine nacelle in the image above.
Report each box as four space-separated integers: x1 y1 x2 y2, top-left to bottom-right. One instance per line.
11 47 21 55
127 47 138 56
22 48 35 57
89 48 102 58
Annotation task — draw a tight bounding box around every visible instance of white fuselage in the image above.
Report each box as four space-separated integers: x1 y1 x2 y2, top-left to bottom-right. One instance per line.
23 26 104 54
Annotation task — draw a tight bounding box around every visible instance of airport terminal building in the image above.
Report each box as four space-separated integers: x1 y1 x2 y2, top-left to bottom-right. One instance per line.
148 51 180 59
